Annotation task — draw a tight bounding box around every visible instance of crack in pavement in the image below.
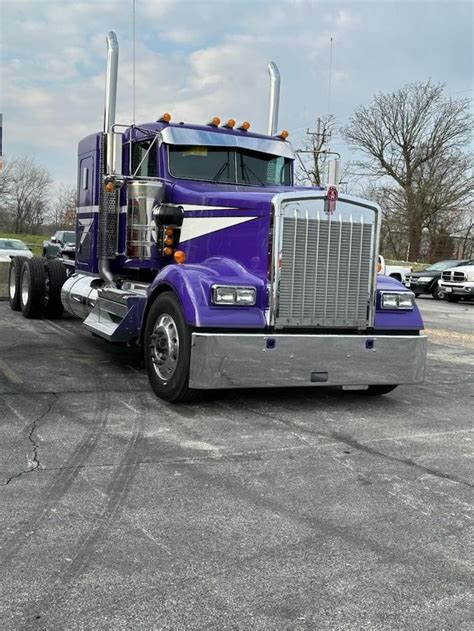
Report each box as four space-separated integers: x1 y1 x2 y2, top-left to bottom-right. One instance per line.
3 394 58 486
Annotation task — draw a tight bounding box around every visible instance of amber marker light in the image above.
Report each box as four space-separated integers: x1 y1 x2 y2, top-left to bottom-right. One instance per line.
239 121 251 131
164 237 174 246
174 250 186 264
165 228 174 236
208 116 221 126
158 112 172 123
278 130 289 139
105 181 115 192
163 247 174 256
223 119 236 128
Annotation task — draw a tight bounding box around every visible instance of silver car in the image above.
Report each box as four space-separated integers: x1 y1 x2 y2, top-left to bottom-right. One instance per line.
0 238 34 259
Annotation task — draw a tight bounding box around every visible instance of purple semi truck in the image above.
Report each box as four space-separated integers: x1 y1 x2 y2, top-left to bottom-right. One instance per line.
8 32 427 402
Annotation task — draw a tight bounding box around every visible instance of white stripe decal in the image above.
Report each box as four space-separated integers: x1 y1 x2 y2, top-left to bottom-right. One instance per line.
77 205 99 214
180 216 257 242
77 204 240 214
180 204 240 212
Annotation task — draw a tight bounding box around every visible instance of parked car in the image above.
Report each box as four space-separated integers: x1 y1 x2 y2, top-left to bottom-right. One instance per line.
0 238 33 260
377 255 412 283
43 230 76 260
438 261 474 302
404 259 472 299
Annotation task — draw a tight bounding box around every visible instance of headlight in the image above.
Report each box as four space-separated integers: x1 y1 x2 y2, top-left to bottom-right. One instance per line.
212 285 256 306
380 292 415 310
418 276 433 282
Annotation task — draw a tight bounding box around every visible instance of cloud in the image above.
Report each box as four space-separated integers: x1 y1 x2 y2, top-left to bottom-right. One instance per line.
0 0 472 186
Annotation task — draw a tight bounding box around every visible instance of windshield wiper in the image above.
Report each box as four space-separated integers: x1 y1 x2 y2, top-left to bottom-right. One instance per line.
239 159 265 186
213 162 230 182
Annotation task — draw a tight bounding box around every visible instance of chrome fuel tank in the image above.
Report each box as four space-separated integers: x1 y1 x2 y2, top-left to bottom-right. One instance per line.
61 274 99 319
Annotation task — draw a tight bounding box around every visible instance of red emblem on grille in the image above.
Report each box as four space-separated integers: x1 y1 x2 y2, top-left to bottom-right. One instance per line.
325 186 338 215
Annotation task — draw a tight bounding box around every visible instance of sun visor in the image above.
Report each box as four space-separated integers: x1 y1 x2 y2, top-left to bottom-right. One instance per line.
160 126 295 160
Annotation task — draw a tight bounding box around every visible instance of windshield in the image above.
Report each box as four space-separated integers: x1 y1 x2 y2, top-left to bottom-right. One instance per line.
168 145 292 186
425 260 462 271
61 232 75 244
0 239 28 250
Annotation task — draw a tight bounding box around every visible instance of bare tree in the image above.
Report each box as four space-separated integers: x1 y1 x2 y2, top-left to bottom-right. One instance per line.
0 157 52 233
50 184 77 230
342 82 473 260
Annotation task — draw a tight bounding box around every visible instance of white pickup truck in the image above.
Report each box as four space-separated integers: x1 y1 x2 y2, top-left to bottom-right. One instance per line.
438 261 474 302
377 255 412 283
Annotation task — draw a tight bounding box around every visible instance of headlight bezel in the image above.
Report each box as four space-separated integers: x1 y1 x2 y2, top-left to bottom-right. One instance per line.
380 291 416 310
211 284 257 306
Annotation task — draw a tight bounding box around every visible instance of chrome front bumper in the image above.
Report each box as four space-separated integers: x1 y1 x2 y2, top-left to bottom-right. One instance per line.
189 332 427 389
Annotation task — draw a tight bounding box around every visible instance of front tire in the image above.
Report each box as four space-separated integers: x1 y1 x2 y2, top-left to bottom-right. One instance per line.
20 258 46 319
9 256 28 311
144 292 195 402
431 283 442 300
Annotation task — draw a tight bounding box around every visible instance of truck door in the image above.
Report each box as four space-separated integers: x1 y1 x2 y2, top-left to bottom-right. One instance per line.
76 155 97 272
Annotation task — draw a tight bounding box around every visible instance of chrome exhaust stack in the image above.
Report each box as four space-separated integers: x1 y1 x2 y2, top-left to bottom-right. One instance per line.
104 31 118 136
99 31 120 286
104 31 122 176
267 62 280 136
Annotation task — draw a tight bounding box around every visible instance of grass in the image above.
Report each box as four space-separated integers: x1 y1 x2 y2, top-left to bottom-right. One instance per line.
385 259 429 271
0 232 45 256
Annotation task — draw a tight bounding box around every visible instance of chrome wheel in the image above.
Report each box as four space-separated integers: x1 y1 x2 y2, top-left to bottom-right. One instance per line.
150 313 180 381
9 265 16 300
21 269 30 307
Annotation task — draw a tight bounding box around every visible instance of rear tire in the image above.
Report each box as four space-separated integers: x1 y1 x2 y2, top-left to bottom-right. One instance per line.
20 258 46 319
44 258 67 318
9 256 28 311
144 292 195 402
446 294 461 303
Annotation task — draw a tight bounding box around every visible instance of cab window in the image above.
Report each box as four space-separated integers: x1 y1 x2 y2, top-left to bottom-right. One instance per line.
132 139 157 177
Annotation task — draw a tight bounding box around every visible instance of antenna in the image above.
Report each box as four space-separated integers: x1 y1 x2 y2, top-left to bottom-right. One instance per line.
327 36 333 115
132 0 136 125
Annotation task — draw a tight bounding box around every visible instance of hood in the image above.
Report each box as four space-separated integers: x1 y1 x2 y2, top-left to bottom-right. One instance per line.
409 270 439 278
0 249 33 259
168 180 323 211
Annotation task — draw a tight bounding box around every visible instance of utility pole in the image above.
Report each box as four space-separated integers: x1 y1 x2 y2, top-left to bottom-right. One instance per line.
298 114 335 187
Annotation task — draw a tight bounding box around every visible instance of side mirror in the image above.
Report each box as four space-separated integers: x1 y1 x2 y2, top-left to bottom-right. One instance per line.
153 204 184 227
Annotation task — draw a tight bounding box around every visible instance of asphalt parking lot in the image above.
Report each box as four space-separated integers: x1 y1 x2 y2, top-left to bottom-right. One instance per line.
0 298 472 630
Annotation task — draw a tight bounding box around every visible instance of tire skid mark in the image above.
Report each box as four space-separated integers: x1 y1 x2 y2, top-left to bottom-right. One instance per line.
1 390 111 565
19 398 145 625
215 399 473 487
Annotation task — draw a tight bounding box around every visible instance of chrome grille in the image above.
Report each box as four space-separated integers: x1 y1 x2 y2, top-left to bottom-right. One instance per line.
442 271 452 282
453 271 466 282
271 194 379 328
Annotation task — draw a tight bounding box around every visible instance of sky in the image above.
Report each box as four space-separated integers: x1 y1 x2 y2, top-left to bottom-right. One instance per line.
0 0 472 187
